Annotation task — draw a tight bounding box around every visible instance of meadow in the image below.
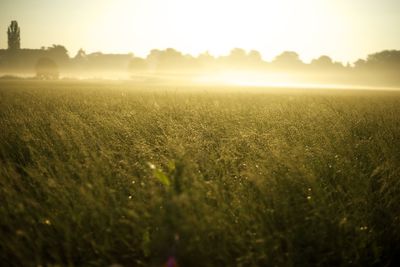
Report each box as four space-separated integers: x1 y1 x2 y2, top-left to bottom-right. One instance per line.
0 81 400 266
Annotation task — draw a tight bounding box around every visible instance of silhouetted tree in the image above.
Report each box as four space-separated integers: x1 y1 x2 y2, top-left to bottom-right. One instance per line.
365 50 400 69
272 51 304 69
248 50 263 62
354 59 367 69
311 56 344 71
35 58 59 80
46 45 69 63
147 48 189 70
311 56 333 67
353 50 400 71
198 51 215 63
352 50 400 86
74 49 87 60
197 51 216 70
218 48 264 69
219 48 247 69
8 21 21 50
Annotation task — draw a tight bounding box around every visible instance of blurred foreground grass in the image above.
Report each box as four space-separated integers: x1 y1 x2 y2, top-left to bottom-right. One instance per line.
1 81 400 266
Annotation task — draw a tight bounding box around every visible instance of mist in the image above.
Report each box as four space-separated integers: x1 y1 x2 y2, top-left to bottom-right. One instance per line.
1 21 400 89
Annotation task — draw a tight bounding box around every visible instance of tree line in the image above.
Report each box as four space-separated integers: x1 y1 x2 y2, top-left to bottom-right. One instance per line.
0 46 399 86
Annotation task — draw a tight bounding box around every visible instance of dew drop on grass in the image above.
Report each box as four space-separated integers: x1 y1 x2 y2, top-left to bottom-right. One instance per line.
147 162 156 170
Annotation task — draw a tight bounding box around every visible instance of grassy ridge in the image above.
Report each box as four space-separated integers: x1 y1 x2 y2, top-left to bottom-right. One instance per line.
1 82 400 266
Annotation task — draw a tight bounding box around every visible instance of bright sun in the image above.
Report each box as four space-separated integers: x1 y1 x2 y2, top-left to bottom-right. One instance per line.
88 0 342 61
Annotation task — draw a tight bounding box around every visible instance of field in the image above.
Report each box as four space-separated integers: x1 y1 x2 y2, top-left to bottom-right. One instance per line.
1 81 400 266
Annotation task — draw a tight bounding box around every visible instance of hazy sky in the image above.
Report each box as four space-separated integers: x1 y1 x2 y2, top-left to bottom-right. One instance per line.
0 0 399 63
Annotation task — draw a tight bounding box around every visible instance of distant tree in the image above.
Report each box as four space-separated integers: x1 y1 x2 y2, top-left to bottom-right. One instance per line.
248 50 263 62
197 51 216 69
7 21 21 50
354 59 367 69
353 50 400 72
146 48 187 70
311 55 344 70
46 45 69 63
74 49 87 60
198 51 215 62
311 55 333 67
219 48 264 69
352 50 400 86
35 58 59 80
218 48 247 68
229 48 247 60
129 57 147 71
272 51 304 69
365 50 400 69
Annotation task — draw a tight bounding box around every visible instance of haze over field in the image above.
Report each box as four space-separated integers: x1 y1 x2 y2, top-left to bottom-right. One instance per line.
0 0 400 88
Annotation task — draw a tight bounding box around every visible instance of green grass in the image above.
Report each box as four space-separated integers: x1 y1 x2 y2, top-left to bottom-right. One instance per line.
1 81 400 266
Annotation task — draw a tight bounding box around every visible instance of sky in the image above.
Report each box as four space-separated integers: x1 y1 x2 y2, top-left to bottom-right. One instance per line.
0 0 399 63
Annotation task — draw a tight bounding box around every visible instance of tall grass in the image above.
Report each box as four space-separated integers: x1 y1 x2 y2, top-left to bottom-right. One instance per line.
0 82 400 266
